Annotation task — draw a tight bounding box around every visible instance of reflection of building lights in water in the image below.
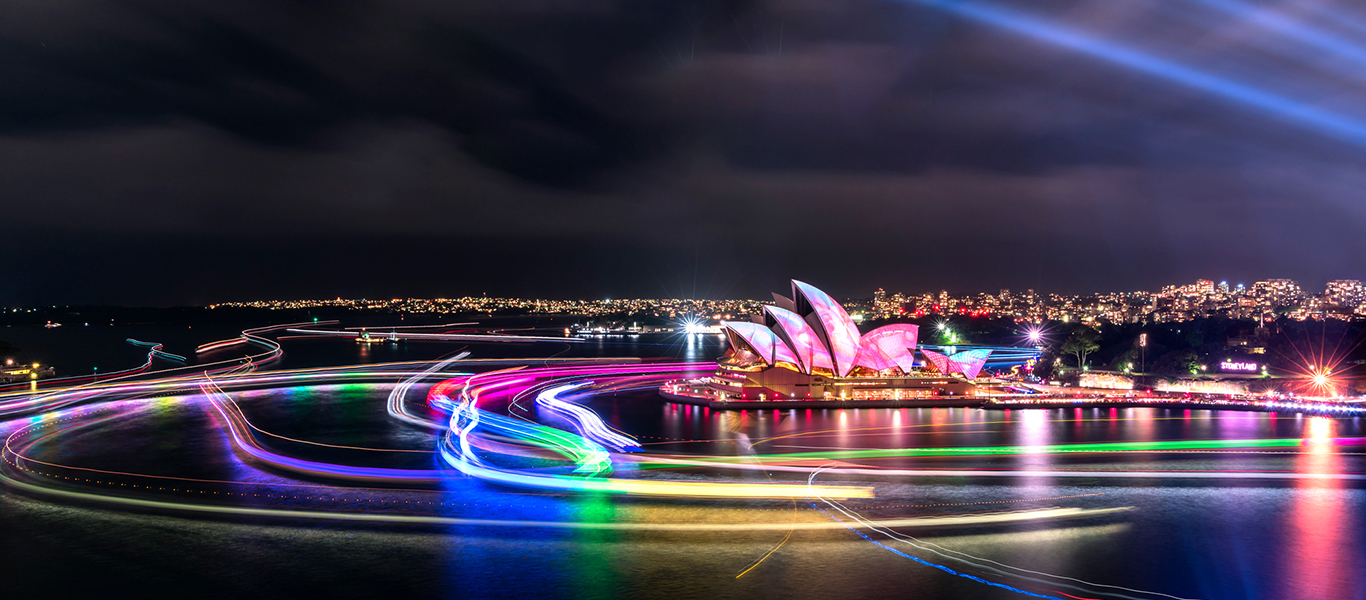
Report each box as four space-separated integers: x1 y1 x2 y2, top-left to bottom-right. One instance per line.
1016 410 1053 490
1018 409 1051 451
889 409 904 447
1307 415 1333 441
1285 416 1360 598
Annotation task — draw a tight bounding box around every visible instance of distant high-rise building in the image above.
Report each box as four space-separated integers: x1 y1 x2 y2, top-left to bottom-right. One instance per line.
1252 279 1303 308
1325 280 1366 307
1218 281 1229 294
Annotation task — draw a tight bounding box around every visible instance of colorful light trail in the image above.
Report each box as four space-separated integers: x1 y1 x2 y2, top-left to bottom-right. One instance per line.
3 323 1363 599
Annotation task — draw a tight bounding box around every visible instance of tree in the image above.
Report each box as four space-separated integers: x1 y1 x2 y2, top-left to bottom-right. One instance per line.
1153 350 1199 375
1061 326 1101 369
1110 348 1141 372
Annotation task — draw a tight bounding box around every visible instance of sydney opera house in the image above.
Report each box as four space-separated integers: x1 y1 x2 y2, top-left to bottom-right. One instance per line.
663 280 992 405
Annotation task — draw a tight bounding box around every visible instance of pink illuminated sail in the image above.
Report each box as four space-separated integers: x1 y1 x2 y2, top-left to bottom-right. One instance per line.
721 322 799 366
855 324 919 373
920 348 992 379
763 305 833 374
791 280 862 377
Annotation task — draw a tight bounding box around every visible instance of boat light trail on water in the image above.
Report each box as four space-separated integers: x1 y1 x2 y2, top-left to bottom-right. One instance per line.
902 0 1366 147
125 339 187 362
201 378 451 482
637 436 1320 468
807 466 1193 600
0 323 311 417
386 352 471 429
285 328 583 343
2 345 1354 599
0 453 1092 531
535 382 641 452
805 467 1189 600
806 494 1065 599
438 364 874 498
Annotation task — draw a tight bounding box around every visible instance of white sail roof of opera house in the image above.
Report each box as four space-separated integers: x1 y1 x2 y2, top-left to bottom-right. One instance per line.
721 280 976 378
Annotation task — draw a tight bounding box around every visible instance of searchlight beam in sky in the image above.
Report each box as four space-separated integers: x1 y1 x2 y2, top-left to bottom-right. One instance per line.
903 0 1366 147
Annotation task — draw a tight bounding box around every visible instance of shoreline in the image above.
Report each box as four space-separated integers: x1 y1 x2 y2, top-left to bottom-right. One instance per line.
659 389 1366 415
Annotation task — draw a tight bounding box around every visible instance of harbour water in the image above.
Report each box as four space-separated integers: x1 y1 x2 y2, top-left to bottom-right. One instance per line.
1 323 1362 599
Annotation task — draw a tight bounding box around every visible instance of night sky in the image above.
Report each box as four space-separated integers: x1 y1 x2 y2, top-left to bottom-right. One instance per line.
7 0 1366 306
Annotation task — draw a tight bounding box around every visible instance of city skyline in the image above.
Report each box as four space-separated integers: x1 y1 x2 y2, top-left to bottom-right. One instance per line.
129 275 1359 324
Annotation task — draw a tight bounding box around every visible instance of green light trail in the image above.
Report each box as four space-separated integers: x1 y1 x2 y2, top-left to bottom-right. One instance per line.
644 437 1308 467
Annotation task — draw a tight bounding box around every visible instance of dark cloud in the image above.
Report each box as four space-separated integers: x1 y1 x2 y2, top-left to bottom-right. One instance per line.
5 0 1366 305
0 0 652 184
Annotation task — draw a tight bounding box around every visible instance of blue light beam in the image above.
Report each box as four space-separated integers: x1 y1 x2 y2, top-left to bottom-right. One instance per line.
903 0 1366 147
1190 0 1366 70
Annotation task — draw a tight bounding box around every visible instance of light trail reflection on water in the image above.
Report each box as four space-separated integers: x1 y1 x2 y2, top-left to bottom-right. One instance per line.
1 352 1365 599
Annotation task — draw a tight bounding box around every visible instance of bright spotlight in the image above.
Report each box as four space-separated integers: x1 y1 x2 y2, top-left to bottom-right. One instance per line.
681 317 706 335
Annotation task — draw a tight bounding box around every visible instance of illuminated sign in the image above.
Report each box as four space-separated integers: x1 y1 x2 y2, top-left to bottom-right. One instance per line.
1219 361 1258 372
